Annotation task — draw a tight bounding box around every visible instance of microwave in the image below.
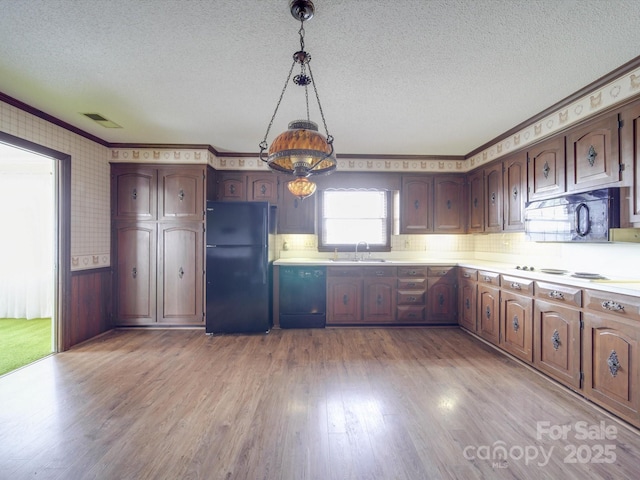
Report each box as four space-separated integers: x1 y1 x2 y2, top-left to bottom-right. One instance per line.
524 188 620 242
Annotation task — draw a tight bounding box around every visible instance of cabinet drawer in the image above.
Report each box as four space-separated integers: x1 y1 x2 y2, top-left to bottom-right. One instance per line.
397 278 426 289
458 267 478 281
478 271 500 285
397 290 426 305
328 267 362 277
535 281 582 308
584 289 640 321
427 266 455 278
501 275 534 295
397 266 427 277
362 266 396 277
397 305 426 322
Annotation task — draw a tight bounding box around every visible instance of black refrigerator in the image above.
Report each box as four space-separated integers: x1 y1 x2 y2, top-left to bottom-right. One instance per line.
205 201 274 334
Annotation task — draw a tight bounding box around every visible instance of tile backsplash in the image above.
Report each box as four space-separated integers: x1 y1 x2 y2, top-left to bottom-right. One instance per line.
278 232 640 279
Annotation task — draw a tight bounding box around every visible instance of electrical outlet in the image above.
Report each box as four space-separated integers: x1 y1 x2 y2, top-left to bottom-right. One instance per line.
303 239 314 248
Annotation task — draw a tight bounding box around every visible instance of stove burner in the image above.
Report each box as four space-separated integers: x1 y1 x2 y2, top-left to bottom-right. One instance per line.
516 266 535 271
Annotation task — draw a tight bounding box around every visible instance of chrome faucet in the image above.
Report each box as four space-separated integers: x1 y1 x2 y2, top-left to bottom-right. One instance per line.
355 241 369 261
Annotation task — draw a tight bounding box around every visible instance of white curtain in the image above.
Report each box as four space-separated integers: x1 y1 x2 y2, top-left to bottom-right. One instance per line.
0 166 54 319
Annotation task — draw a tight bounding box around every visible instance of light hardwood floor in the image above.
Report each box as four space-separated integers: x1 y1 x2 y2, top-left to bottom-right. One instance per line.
0 327 639 479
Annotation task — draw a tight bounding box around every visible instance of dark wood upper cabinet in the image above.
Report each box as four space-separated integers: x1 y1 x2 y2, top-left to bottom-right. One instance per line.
216 172 246 201
502 151 527 231
620 101 640 224
247 173 279 204
566 112 621 192
159 168 205 221
401 176 433 234
433 175 465 233
467 170 484 233
527 136 566 201
111 166 157 221
277 178 316 234
484 163 503 232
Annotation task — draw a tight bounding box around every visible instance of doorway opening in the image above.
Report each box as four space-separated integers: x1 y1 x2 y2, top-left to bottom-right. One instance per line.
0 140 63 375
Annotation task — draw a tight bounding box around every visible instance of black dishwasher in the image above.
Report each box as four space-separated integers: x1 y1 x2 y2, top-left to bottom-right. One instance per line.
279 266 326 328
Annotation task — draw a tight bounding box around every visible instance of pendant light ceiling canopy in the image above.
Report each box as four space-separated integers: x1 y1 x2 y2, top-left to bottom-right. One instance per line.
259 0 337 200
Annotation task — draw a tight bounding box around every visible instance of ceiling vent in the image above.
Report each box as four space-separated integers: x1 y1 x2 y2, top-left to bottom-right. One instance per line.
82 113 122 128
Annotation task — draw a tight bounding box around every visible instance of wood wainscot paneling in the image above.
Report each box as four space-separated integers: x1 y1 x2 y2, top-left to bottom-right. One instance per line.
67 268 112 349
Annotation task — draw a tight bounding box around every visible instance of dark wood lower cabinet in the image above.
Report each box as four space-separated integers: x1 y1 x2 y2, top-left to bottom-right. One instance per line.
534 300 581 391
157 223 204 324
583 312 640 426
114 223 157 324
500 291 533 363
327 271 362 325
363 276 395 323
427 277 456 324
478 284 500 345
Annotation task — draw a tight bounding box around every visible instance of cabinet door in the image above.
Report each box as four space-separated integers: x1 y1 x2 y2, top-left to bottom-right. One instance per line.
620 101 640 223
159 167 205 221
583 312 639 426
277 180 316 234
111 166 157 221
478 284 500 345
467 170 484 233
503 152 527 232
527 136 566 201
113 223 157 324
500 291 533 363
217 172 246 201
566 113 621 192
427 278 457 324
363 277 396 323
327 277 362 324
157 223 204 324
433 175 465 233
484 164 502 232
247 173 279 203
401 176 433 233
534 300 581 390
458 279 476 331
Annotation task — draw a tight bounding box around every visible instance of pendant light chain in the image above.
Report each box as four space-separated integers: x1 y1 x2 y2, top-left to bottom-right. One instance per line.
307 62 332 144
259 59 297 151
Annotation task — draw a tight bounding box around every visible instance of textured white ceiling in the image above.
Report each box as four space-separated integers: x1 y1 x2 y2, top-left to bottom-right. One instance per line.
1 0 640 156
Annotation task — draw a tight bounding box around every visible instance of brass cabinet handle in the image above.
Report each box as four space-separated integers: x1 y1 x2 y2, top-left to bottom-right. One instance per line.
463 273 470 278
512 186 518 199
485 306 491 319
510 282 521 290
132 267 137 278
132 188 137 200
552 330 561 351
542 161 550 179
261 184 267 195
178 267 184 279
608 350 620 377
512 315 519 332
229 184 236 194
602 300 624 312
548 290 564 300
587 145 597 167
483 276 491 282
178 189 185 201
408 296 417 302
490 192 496 205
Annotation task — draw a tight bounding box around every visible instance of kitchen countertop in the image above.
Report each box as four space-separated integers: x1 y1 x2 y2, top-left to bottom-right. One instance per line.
273 257 640 296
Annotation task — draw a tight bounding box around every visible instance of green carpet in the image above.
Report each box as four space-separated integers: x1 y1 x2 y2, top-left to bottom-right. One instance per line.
0 318 52 376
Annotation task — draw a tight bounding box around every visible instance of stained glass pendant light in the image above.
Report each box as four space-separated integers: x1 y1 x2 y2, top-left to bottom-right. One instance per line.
259 0 337 200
